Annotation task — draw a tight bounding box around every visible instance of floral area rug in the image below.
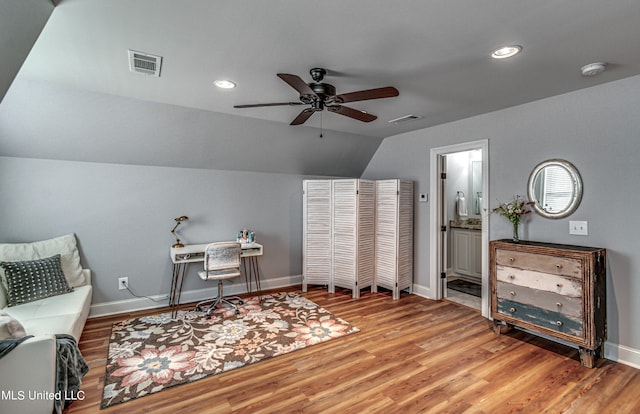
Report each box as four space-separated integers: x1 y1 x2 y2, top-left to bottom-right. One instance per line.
100 292 359 408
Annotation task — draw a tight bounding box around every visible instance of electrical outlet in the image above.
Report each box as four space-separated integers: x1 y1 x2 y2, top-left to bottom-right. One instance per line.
118 277 129 290
569 220 588 235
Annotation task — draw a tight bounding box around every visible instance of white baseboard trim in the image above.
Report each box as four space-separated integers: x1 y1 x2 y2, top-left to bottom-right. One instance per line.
604 342 640 369
411 283 432 299
89 274 303 318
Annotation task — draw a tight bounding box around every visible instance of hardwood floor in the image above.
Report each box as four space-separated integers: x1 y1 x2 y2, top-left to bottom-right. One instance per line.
67 286 640 414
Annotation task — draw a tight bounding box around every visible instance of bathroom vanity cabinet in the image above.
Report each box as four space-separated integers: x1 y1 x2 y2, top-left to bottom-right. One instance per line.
450 224 482 279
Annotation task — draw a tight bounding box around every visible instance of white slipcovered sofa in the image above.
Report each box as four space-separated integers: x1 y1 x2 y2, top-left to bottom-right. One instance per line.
0 234 92 414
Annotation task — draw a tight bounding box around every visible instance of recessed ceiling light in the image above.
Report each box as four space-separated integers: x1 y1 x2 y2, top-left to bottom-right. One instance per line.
491 45 522 59
214 79 236 89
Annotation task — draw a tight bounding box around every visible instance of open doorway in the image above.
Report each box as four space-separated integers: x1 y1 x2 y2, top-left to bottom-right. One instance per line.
429 140 490 317
443 149 483 310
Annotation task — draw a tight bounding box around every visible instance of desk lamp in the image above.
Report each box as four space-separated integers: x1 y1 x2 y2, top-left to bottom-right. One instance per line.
171 216 189 248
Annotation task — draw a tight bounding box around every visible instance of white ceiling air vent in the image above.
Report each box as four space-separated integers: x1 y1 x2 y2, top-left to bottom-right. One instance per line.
388 114 423 125
128 50 162 77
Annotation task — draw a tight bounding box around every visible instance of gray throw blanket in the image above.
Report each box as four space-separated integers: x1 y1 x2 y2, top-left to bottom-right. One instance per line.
0 335 33 359
0 334 89 413
0 335 87 413
54 334 89 414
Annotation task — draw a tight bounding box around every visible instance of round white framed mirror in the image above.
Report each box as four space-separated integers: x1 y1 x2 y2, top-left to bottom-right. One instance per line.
527 159 582 219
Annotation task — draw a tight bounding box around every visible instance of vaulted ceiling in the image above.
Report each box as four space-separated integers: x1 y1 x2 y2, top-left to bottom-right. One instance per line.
2 0 640 176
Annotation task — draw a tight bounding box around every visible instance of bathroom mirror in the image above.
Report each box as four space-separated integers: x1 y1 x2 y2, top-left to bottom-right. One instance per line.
470 160 482 216
527 159 582 219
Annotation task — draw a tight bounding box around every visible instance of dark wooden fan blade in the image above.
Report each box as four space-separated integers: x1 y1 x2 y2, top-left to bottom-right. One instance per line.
332 86 399 104
234 102 303 108
290 108 315 125
277 74 318 98
327 105 377 122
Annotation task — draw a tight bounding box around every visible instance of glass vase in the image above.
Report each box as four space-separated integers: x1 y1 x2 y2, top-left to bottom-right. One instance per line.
512 220 520 242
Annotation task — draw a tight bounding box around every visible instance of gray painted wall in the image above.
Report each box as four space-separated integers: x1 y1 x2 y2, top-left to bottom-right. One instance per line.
0 156 321 305
362 74 640 352
0 0 53 102
0 79 382 178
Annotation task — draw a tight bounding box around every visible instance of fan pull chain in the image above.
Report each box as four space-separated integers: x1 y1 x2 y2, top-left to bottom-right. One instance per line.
320 111 323 138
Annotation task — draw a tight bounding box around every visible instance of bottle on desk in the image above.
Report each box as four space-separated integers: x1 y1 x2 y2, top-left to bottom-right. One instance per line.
237 228 255 244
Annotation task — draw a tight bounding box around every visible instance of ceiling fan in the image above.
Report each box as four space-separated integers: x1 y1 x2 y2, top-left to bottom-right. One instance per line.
234 68 399 126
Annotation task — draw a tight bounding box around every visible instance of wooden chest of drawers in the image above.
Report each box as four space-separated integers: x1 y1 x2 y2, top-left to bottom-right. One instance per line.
490 240 606 367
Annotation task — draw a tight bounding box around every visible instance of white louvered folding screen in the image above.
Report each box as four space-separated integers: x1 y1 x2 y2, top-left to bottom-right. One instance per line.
332 179 375 298
302 180 333 292
375 180 414 299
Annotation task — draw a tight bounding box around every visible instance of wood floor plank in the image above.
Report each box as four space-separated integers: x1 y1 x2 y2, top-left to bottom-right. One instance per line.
65 286 640 414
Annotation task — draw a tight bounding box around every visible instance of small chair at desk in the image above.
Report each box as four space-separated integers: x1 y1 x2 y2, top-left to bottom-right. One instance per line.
195 242 244 317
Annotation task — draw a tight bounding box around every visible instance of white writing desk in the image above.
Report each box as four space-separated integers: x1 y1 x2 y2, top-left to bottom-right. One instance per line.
170 242 263 263
169 242 263 314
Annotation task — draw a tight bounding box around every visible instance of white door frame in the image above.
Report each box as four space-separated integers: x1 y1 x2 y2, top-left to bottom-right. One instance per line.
429 139 490 318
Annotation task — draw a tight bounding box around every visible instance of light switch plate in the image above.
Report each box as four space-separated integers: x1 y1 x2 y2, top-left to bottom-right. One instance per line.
569 220 588 235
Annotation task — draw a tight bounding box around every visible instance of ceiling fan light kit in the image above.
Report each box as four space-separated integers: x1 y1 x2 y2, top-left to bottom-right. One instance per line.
234 67 399 126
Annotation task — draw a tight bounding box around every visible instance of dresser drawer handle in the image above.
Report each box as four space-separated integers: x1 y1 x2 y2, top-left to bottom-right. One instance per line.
510 291 516 296
509 275 515 280
556 264 563 270
509 307 516 313
556 302 563 308
509 257 515 263
555 321 563 327
556 283 563 288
